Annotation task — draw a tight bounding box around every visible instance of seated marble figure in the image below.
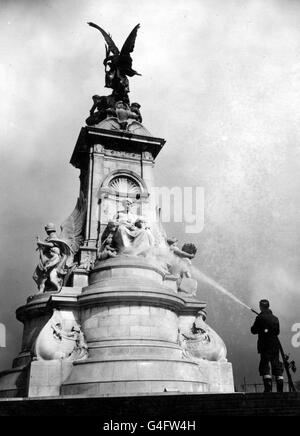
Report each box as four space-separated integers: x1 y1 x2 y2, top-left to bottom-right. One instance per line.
98 199 155 259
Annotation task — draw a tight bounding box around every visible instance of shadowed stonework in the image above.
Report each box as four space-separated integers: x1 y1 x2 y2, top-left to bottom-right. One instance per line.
1 392 300 417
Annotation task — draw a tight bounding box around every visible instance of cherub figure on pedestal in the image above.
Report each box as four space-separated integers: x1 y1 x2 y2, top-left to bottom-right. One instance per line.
166 238 198 295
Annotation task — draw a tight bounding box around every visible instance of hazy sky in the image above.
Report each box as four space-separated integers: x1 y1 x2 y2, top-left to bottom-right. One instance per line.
1 0 300 388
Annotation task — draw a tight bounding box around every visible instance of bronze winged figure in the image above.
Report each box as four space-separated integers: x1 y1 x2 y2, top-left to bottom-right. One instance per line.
88 22 141 92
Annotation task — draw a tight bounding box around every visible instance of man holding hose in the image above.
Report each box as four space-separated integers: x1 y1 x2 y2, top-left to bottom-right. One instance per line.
251 299 284 392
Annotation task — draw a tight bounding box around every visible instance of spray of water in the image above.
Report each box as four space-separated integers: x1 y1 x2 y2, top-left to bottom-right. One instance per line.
150 242 253 312
190 266 252 311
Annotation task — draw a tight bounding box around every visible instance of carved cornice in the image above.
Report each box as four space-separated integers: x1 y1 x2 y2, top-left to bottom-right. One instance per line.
70 127 165 169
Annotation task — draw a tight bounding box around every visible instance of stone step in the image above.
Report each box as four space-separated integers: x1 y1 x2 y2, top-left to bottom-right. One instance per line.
0 392 299 416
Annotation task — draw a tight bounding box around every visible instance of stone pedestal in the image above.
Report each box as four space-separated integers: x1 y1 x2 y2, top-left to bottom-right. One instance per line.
0 123 235 398
197 361 234 393
61 256 208 395
28 360 73 398
0 256 234 397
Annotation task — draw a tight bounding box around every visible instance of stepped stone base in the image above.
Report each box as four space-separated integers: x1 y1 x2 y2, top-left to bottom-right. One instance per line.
60 358 209 396
0 256 234 398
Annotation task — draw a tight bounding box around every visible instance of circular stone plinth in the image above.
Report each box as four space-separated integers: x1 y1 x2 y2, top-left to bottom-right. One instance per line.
61 357 208 396
90 255 166 286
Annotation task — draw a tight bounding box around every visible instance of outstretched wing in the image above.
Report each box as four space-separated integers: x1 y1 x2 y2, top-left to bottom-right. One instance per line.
120 24 140 55
59 192 87 255
87 22 119 55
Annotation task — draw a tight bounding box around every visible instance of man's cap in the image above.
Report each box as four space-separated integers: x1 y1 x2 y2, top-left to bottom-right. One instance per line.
131 102 141 109
259 299 270 308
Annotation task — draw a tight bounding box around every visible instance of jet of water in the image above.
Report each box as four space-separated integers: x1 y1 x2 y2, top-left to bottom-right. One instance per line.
150 243 253 312
190 266 252 311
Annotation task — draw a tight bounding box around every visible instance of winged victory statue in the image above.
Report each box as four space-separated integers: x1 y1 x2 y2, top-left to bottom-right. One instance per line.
86 23 143 127
33 193 87 294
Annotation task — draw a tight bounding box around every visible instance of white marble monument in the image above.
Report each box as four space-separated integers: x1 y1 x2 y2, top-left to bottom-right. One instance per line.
0 22 234 398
